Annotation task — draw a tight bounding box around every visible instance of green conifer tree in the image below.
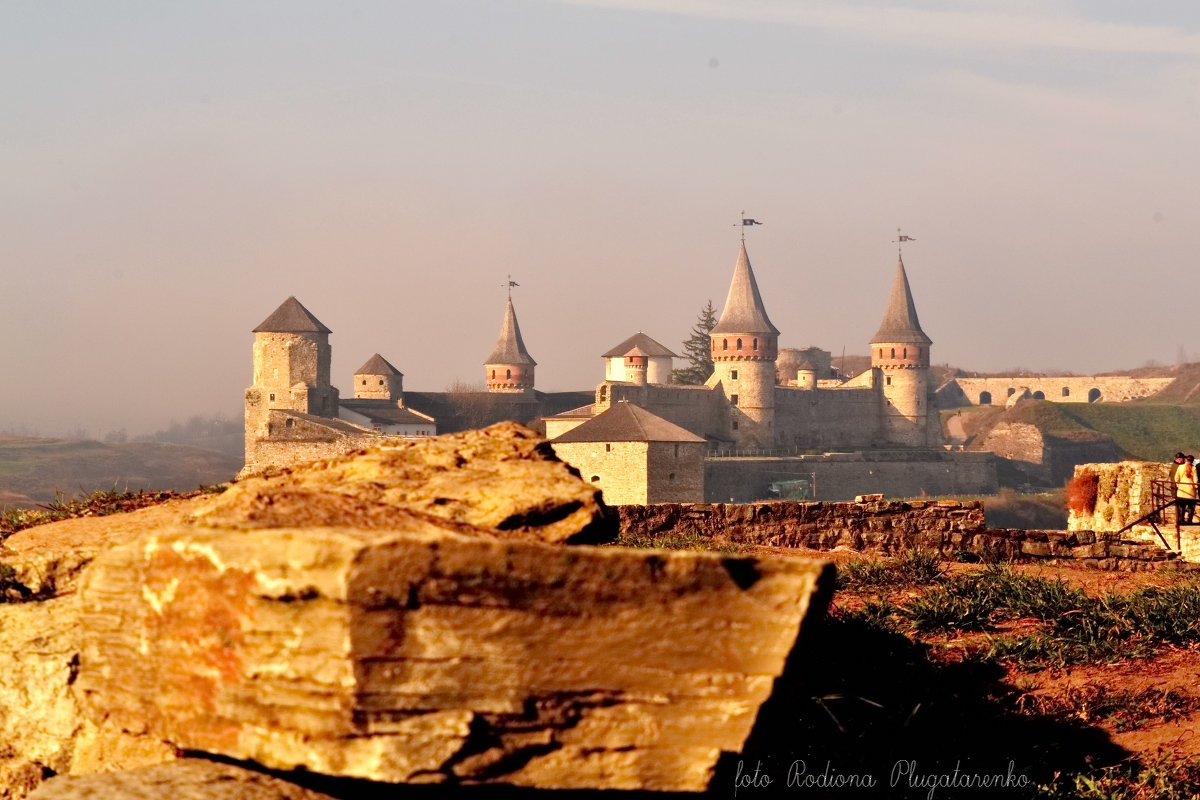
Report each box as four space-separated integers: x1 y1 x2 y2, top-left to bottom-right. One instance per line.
672 300 717 384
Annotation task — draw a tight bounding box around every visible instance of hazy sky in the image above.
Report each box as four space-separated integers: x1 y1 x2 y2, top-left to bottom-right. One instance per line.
4 1 1200 436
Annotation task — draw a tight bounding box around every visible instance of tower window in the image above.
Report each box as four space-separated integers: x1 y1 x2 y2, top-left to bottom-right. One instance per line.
674 444 679 457
599 386 607 401
361 379 366 386
606 443 612 452
753 338 758 351
731 369 738 380
732 421 739 430
736 338 743 350
491 369 495 378
506 369 511 379
886 376 891 385
723 339 728 351
731 394 739 406
378 379 384 386
668 472 675 480
890 348 895 358
903 347 907 358
269 393 275 402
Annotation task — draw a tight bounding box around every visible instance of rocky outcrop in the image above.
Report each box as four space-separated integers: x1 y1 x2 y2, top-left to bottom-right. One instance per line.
0 424 832 796
197 422 614 545
76 520 830 791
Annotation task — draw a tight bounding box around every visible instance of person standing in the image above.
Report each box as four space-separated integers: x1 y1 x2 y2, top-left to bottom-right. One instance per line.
1172 452 1198 537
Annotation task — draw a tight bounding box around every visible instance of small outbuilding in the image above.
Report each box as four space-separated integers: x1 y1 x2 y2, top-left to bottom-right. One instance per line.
550 401 706 505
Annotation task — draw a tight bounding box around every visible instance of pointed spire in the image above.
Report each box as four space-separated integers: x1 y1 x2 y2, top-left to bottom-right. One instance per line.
711 240 779 336
252 296 331 334
484 298 536 366
871 256 931 345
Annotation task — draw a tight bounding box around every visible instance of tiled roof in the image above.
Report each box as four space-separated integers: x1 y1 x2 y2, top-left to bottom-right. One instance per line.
354 353 403 377
711 241 779 336
552 402 705 444
339 401 433 426
484 298 536 366
253 297 331 334
601 332 680 359
871 256 932 345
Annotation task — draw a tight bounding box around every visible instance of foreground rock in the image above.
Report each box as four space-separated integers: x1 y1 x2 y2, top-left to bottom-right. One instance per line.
1 424 831 796
195 422 614 544
77 517 831 792
28 759 336 800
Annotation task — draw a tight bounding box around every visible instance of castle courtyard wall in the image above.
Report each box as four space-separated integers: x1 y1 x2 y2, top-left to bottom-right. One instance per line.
773 385 883 450
705 450 997 502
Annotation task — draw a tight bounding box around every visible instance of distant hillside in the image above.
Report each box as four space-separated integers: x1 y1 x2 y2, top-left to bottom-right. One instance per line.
965 400 1200 464
1130 363 1200 405
0 436 242 507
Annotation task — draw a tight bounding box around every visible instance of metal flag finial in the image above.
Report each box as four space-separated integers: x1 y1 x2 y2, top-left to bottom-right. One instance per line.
893 228 916 255
504 274 519 298
734 210 763 241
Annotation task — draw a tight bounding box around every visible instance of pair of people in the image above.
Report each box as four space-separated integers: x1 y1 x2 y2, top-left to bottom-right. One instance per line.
1172 452 1198 528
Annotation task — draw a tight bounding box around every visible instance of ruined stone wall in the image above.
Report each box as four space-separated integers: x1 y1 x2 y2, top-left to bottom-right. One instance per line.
617 502 1180 569
1068 461 1169 541
705 450 997 502
617 499 984 551
953 377 1173 406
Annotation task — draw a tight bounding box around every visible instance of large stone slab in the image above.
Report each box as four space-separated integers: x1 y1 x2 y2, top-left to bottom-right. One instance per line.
77 519 832 792
28 759 336 800
191 422 614 545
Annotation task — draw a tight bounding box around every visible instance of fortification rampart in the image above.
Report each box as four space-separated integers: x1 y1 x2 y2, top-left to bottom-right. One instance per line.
953 377 1172 406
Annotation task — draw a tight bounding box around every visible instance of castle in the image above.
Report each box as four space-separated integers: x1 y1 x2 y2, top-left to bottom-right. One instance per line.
242 239 996 500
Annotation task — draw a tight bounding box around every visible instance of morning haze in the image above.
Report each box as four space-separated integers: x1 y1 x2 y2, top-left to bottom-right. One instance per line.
2 0 1198 437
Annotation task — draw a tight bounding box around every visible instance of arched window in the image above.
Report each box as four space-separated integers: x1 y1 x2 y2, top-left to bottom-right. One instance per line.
736 338 743 350
1088 388 1101 403
753 338 758 351
361 379 366 386
490 370 495 378
590 476 600 482
1062 387 1070 397
506 369 511 379
890 348 895 358
599 386 607 401
722 339 728 350
980 391 992 405
878 348 882 359
902 347 907 358
1032 390 1045 400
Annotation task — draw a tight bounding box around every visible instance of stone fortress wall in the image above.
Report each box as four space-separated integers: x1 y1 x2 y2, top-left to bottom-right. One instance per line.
954 376 1173 406
705 450 997 502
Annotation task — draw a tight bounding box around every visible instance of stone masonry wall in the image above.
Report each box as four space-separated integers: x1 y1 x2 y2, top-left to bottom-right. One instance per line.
618 500 1181 569
954 376 1173 405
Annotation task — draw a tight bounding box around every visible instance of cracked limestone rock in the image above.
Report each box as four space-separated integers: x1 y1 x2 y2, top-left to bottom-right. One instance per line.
77 517 832 792
189 422 615 545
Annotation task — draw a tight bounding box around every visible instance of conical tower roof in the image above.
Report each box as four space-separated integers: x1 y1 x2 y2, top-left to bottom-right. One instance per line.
711 241 779 336
252 296 331 334
871 256 931 345
354 353 403 377
484 298 537 366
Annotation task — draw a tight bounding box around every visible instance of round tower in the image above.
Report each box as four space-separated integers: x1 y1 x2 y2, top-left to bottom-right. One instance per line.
484 297 536 392
353 353 404 401
709 240 779 449
870 255 938 447
624 345 649 385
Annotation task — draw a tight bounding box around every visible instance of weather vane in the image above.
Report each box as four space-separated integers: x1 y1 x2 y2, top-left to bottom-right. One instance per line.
893 228 916 255
503 275 519 299
734 210 763 241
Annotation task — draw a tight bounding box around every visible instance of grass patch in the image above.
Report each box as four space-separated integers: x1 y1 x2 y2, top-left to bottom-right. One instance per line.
1022 684 1200 733
616 529 746 553
1039 754 1200 799
837 548 946 590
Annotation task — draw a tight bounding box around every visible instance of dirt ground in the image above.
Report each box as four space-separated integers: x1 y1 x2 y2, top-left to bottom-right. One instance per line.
753 546 1200 770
